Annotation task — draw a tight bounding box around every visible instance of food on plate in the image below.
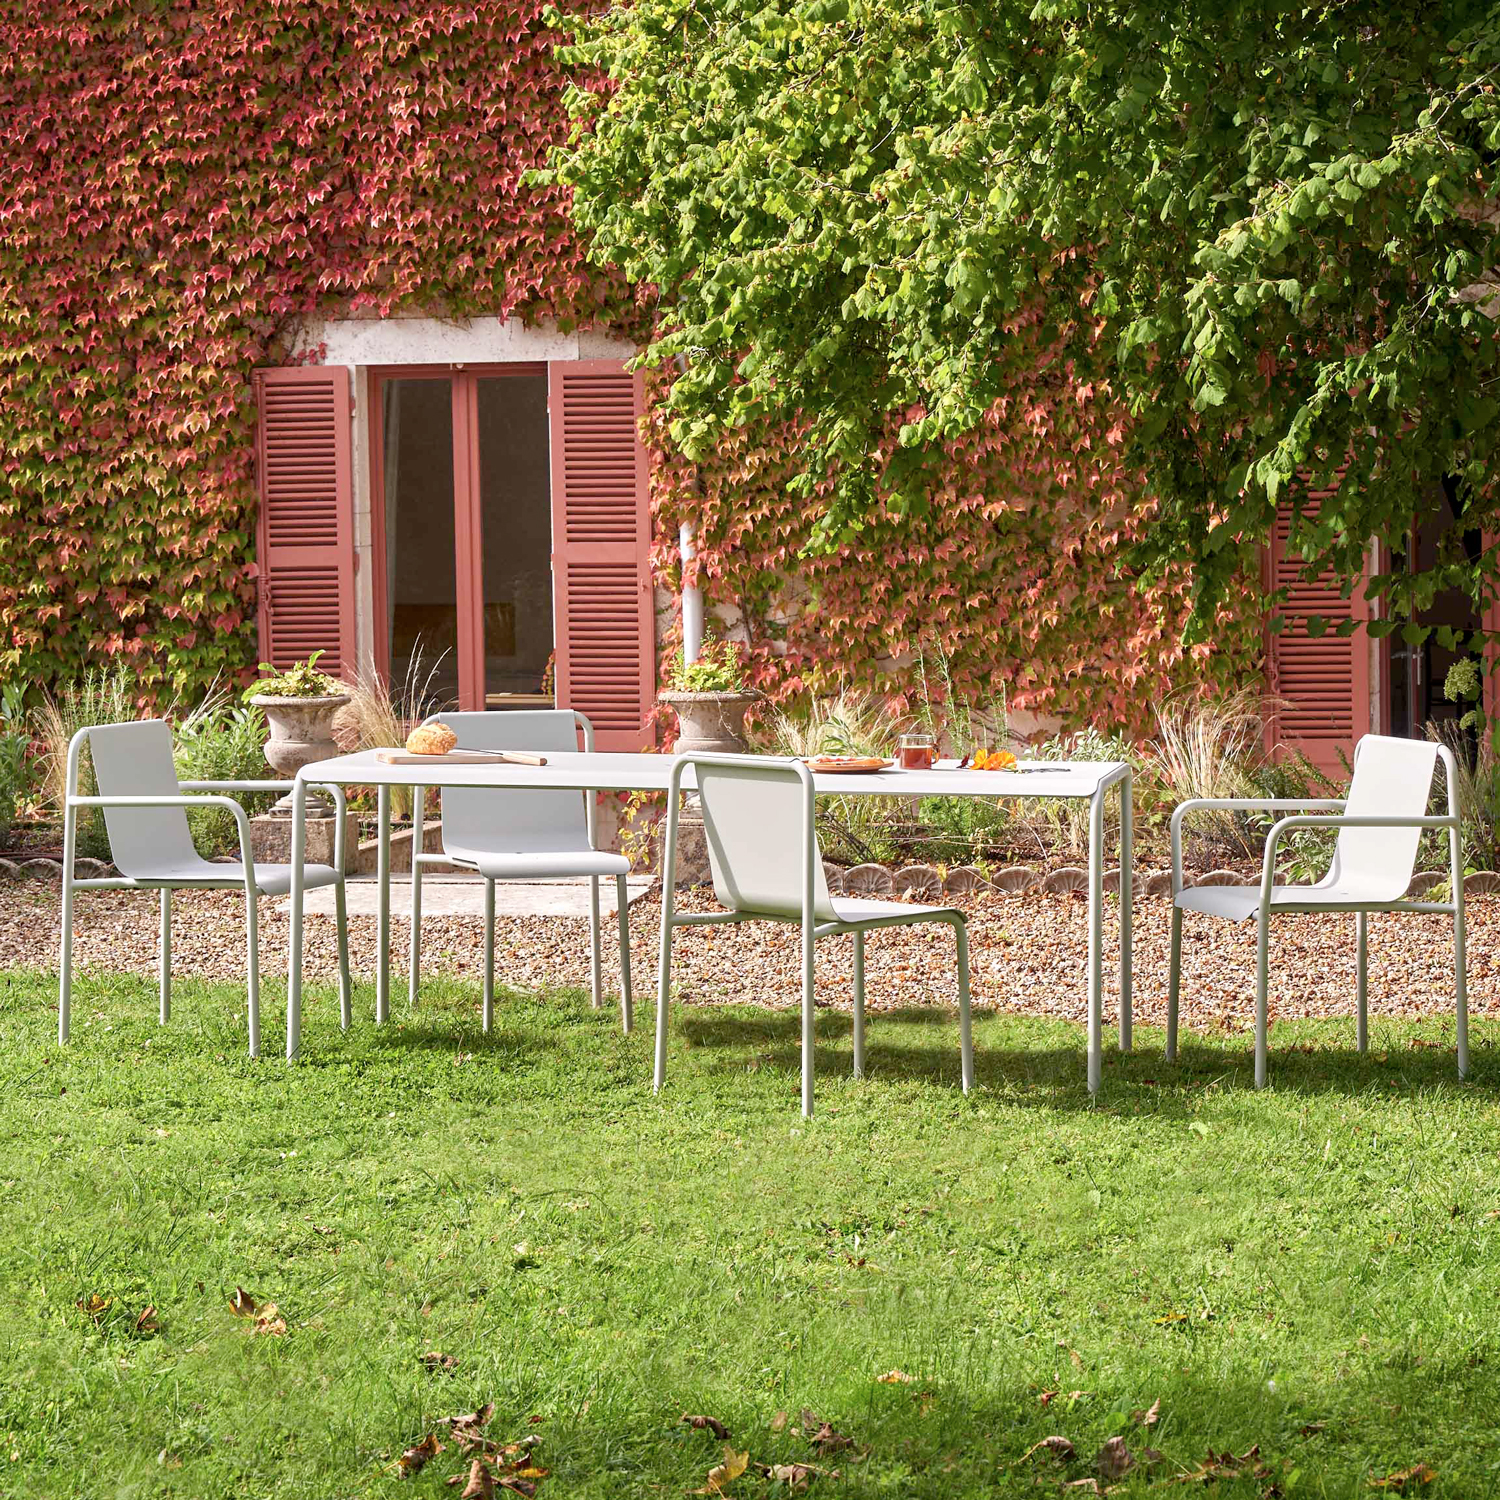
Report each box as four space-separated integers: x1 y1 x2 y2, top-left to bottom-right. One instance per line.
404 722 458 757
968 747 1018 771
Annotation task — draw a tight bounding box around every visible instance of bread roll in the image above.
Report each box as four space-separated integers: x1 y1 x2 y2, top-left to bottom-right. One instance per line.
405 722 458 757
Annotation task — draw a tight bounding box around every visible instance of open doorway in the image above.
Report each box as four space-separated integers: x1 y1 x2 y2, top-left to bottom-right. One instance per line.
372 366 553 711
1384 480 1483 741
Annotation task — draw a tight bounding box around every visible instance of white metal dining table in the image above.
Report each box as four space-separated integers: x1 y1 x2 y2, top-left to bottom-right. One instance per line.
285 752 1134 1091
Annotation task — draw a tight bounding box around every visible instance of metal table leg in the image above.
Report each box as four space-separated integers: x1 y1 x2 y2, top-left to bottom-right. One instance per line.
286 776 306 1059
376 783 391 1024
1087 782 1104 1094
1118 767 1133 1053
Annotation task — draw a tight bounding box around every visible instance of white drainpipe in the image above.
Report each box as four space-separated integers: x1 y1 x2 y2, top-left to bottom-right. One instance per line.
680 519 704 665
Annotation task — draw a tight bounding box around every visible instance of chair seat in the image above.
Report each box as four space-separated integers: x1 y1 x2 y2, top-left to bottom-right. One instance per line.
124 861 342 897
1174 883 1408 921
829 895 957 928
444 844 631 881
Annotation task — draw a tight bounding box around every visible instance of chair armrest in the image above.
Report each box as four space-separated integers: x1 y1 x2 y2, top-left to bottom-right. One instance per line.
67 794 258 888
1169 799 1346 895
179 779 293 793
1259 813 1457 894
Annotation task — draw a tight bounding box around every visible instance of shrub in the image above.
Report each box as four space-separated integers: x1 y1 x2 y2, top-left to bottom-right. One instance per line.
174 689 273 856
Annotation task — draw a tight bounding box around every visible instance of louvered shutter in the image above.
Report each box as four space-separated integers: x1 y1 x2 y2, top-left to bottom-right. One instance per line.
253 366 358 679
1266 495 1370 776
548 360 654 750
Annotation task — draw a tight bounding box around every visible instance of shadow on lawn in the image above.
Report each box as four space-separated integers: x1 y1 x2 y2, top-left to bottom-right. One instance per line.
676 1006 1491 1109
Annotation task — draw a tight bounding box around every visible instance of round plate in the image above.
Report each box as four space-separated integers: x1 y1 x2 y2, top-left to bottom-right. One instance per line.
803 756 894 774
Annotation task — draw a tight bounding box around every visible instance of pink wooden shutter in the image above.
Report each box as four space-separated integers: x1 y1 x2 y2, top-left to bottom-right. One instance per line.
548 360 654 750
1265 494 1370 777
253 366 358 679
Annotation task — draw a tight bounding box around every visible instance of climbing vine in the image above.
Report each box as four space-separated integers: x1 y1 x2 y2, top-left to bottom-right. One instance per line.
644 311 1265 737
0 0 641 702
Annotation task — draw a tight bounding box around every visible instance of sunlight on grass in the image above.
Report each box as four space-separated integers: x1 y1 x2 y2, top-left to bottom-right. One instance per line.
0 967 1496 1496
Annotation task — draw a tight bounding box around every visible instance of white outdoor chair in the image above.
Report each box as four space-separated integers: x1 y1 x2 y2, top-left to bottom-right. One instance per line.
1167 733 1466 1087
654 753 974 1117
59 719 352 1056
409 710 632 1033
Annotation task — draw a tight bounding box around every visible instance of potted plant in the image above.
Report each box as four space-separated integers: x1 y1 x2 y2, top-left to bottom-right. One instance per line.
246 652 351 816
658 638 762 754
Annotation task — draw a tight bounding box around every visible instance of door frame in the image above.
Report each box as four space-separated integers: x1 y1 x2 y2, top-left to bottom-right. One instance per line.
367 362 548 710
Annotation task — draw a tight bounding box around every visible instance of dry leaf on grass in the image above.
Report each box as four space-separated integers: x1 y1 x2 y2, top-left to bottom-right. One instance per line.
1369 1465 1437 1491
807 1422 855 1457
458 1458 495 1499
1175 1445 1272 1484
76 1293 111 1324
770 1411 788 1433
876 1369 913 1384
253 1303 287 1337
758 1461 831 1491
1132 1398 1160 1426
698 1444 749 1494
421 1350 459 1372
1095 1436 1134 1480
682 1413 731 1439
228 1286 257 1317
1017 1435 1075 1464
134 1305 159 1336
448 1403 497 1452
398 1432 444 1476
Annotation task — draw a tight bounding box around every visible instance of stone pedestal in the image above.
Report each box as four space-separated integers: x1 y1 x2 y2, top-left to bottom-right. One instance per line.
251 812 356 868
654 804 713 886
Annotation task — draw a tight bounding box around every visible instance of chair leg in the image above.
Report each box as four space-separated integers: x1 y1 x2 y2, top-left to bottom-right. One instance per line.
245 887 260 1060
1355 911 1368 1053
334 879 352 1030
58 810 76 1046
1254 907 1270 1090
482 878 496 1034
588 875 603 1009
409 787 424 1009
955 919 974 1095
654 805 681 1095
1166 904 1182 1062
851 930 865 1079
801 920 816 1119
159 888 171 1025
1455 898 1469 1080
615 872 633 1033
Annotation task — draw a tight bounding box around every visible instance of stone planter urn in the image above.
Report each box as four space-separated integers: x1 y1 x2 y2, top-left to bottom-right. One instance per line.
658 689 763 755
249 692 351 817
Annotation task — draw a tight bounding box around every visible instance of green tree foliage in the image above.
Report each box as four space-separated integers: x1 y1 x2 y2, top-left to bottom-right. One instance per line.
555 0 1500 639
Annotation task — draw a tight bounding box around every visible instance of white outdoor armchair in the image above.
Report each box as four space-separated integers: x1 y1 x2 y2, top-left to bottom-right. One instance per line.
408 710 632 1032
654 753 974 1117
59 719 352 1056
1167 733 1466 1086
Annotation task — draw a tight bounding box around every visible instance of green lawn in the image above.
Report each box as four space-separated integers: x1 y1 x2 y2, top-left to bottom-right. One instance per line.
1 968 1497 1498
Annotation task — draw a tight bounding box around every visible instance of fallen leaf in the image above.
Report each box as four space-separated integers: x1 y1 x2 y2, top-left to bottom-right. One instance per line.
253 1303 287 1337
764 1461 825 1491
1132 1398 1160 1427
449 1403 497 1452
1095 1435 1134 1480
1069 1348 1084 1369
461 1459 496 1499
1299 1422 1327 1439
807 1422 854 1457
135 1305 159 1336
76 1293 111 1324
682 1413 731 1440
156 1448 181 1468
1017 1435 1075 1464
1038 1390 1059 1406
421 1351 459 1372
876 1369 913 1384
1369 1465 1437 1491
228 1287 257 1318
771 1411 788 1432
1065 1481 1103 1495
703 1444 749 1494
398 1433 444 1476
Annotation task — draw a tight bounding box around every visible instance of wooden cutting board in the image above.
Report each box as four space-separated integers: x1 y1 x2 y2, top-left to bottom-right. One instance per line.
373 749 548 766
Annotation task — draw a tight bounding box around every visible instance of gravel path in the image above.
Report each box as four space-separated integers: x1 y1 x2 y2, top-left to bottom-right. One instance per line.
3 880 1492 1034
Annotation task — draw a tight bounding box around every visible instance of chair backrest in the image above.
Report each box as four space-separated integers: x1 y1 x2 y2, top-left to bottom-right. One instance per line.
692 756 837 921
1324 734 1442 901
429 711 591 855
82 720 199 879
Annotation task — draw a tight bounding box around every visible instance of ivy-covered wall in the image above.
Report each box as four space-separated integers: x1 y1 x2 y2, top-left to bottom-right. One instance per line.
645 317 1266 737
0 0 639 700
1 0 1265 726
